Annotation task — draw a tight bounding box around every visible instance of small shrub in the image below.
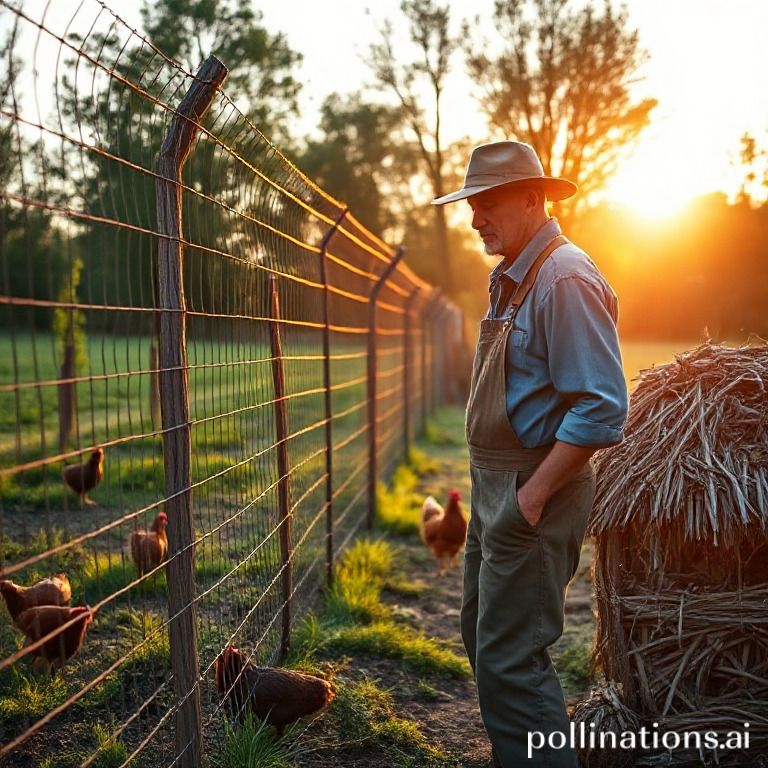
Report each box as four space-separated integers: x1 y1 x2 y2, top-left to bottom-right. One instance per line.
552 640 593 695
423 420 460 447
324 623 470 679
215 713 296 768
416 679 440 700
90 723 128 768
0 667 69 723
328 679 457 766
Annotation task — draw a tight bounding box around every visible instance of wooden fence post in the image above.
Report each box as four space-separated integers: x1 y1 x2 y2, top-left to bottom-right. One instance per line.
366 247 405 529
155 55 227 768
149 337 161 428
268 276 293 660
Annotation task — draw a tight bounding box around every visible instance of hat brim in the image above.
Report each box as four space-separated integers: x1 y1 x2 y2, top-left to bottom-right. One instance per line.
431 176 577 206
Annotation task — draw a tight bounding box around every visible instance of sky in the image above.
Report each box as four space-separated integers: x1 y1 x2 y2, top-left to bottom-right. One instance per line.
4 0 768 219
253 0 768 218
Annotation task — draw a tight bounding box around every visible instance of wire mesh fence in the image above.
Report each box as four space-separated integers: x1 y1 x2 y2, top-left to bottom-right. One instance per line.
0 1 465 765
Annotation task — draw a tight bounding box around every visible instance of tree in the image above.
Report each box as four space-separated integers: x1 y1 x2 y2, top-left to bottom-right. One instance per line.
369 0 459 293
53 0 305 328
0 25 70 334
735 132 768 206
140 0 302 144
465 0 657 226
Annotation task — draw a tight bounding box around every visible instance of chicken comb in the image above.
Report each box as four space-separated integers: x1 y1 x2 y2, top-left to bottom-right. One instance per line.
448 489 461 500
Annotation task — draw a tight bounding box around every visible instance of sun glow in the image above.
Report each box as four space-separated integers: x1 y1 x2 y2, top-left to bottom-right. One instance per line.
602 170 695 221
600 138 717 221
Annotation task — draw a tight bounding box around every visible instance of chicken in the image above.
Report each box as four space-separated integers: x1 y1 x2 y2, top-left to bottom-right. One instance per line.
0 573 72 624
215 645 335 735
62 448 104 505
130 512 168 577
420 490 468 573
15 605 92 673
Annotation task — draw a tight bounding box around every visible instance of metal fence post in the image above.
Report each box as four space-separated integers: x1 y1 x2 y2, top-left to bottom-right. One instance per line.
403 287 420 461
366 247 406 529
268 276 293 660
432 303 448 408
155 54 227 768
318 209 347 586
420 290 442 435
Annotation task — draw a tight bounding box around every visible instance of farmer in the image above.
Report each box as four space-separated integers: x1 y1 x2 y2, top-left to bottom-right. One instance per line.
432 141 628 767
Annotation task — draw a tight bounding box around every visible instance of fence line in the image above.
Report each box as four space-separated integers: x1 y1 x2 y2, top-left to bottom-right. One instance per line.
0 1 465 764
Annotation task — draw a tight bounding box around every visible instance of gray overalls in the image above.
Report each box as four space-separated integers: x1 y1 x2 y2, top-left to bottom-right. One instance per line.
461 235 596 767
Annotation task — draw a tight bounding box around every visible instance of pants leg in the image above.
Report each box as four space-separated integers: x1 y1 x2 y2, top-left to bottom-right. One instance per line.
469 465 595 768
461 512 482 674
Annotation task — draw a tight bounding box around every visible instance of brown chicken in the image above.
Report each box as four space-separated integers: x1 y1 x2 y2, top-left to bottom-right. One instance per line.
0 573 72 624
215 645 335 735
62 448 104 505
420 490 468 573
15 605 93 673
130 512 168 577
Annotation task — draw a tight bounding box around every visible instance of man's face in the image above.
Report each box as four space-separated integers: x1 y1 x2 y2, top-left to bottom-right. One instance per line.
467 185 535 259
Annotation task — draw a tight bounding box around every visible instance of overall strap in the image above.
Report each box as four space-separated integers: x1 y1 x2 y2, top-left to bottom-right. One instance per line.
508 235 568 320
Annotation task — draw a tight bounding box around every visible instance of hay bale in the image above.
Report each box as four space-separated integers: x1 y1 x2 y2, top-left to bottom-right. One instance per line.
572 682 641 768
591 340 768 545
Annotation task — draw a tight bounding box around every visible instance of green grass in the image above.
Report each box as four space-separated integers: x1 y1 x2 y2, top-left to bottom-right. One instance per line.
382 577 427 599
619 339 706 391
90 724 129 768
0 667 69 724
0 330 367 515
215 713 297 768
375 465 423 536
375 447 439 536
323 678 459 767
325 541 394 625
415 679 440 701
324 623 470 679
552 640 593 696
423 419 461 447
290 539 470 681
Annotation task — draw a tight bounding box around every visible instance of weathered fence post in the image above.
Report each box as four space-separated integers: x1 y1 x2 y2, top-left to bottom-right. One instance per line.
403 287 420 461
318 209 348 586
268 275 293 660
366 247 405 529
155 55 227 768
149 336 161 428
420 290 442 434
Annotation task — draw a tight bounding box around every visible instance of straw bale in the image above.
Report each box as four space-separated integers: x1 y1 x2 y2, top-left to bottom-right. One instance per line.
591 341 768 544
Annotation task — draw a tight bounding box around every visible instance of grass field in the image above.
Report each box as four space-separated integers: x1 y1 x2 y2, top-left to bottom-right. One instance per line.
620 338 697 390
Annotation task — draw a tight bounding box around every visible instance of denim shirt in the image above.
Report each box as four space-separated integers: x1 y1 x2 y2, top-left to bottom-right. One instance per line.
487 218 628 449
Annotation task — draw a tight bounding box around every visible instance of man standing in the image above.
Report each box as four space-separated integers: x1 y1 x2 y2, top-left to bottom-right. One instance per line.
432 141 628 767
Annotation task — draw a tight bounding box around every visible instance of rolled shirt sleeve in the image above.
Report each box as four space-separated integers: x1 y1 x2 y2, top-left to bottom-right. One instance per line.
540 274 628 448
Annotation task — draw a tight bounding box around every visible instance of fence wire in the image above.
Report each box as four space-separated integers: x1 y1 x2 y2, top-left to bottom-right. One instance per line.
0 1 464 765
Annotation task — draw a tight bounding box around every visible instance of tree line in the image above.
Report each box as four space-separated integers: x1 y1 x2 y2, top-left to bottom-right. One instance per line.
1 0 766 345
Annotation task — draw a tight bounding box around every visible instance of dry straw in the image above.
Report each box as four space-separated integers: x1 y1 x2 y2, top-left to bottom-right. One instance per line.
587 340 768 765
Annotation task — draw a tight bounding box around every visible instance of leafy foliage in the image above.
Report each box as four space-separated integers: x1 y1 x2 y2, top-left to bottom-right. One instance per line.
464 0 657 226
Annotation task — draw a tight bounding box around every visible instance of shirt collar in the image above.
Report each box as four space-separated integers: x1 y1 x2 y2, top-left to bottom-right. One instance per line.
489 218 563 286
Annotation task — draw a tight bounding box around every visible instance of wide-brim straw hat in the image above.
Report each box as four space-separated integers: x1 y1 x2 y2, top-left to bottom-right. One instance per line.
431 141 577 205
